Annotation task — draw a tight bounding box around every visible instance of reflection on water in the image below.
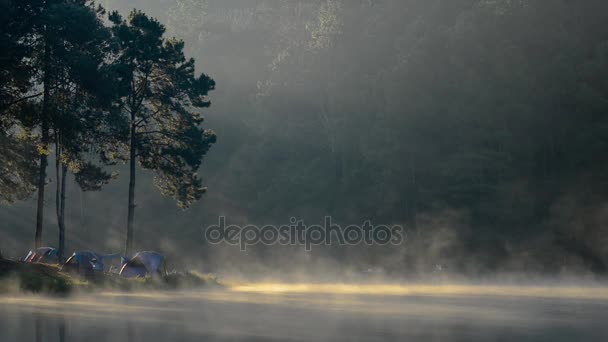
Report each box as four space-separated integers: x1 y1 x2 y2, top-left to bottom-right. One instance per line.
58 320 66 342
1 284 608 341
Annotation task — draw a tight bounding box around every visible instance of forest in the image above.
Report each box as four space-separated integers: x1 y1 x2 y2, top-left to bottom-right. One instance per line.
2 0 608 278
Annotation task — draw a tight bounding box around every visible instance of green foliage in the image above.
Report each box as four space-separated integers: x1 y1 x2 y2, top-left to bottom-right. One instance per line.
0 0 40 114
0 259 72 294
1 0 117 199
74 163 115 191
0 259 220 294
1 1 216 255
0 132 37 204
109 9 216 208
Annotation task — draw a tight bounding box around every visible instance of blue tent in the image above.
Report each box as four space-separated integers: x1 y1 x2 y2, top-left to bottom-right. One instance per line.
119 251 166 278
62 251 104 272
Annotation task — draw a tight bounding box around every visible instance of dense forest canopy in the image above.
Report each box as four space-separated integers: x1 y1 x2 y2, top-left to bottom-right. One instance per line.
2 0 608 278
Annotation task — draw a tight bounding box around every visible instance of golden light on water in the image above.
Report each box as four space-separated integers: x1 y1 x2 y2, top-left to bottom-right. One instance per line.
230 283 608 300
1 282 608 330
2 282 608 321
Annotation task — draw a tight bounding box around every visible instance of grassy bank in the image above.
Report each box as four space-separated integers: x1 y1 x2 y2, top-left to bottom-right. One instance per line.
0 259 221 295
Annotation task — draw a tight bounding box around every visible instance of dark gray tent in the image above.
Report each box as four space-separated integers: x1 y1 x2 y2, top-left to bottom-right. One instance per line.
119 251 167 278
23 247 59 264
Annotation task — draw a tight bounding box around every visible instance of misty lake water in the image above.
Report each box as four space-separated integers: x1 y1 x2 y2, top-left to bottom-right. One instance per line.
1 284 608 341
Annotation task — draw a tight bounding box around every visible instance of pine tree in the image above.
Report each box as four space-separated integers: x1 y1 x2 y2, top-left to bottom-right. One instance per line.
108 10 217 255
12 0 113 249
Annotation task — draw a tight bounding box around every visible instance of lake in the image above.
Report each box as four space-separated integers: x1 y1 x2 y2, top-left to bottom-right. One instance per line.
1 284 608 341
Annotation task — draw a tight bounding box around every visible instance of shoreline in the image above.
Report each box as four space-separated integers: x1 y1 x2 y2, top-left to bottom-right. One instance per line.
0 259 221 295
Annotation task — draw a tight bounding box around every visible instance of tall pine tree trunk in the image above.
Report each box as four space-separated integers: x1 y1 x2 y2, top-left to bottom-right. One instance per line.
35 28 51 249
54 138 67 261
55 138 61 238
59 163 67 261
125 115 136 256
35 136 48 249
55 139 61 254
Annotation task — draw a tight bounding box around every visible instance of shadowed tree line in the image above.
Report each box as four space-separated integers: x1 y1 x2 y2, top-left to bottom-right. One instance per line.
3 0 608 276
0 0 216 258
156 0 608 275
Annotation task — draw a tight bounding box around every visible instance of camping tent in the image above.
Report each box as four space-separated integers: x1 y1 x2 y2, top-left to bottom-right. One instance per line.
23 247 59 264
119 251 167 278
62 251 103 274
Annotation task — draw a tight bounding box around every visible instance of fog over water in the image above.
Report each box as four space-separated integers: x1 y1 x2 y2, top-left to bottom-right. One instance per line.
2 284 608 341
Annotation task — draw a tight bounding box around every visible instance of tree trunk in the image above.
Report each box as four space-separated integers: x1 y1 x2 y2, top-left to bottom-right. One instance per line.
54 133 67 261
125 117 137 256
35 314 42 342
59 163 67 262
35 144 48 249
55 139 61 247
35 28 51 249
58 320 66 342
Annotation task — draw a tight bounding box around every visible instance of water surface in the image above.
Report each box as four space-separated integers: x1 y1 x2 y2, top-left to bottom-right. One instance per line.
1 284 608 341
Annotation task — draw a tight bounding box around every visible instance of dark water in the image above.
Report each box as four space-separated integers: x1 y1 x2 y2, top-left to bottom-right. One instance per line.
1 288 608 341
